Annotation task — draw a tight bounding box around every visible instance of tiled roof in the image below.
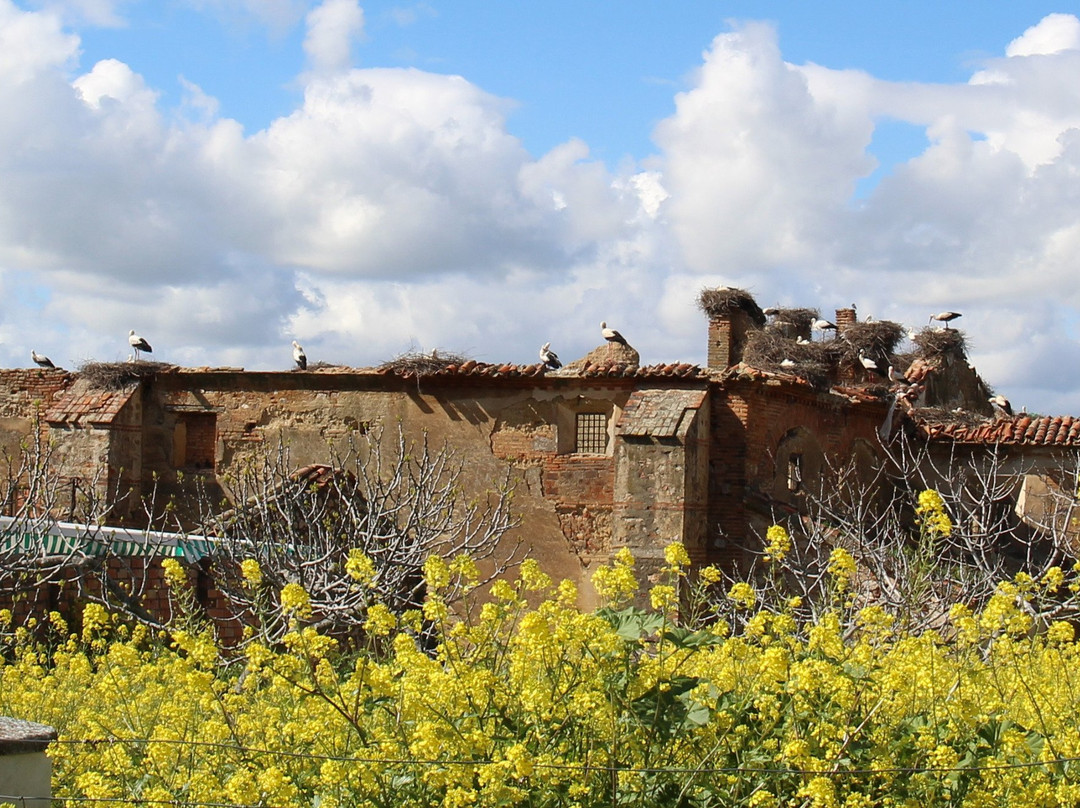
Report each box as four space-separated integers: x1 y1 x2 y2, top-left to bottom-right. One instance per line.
44 379 136 426
381 361 707 380
618 389 707 437
724 363 887 404
917 415 1080 446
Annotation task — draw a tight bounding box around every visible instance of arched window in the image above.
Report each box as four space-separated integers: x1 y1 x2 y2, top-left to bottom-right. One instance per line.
772 427 824 504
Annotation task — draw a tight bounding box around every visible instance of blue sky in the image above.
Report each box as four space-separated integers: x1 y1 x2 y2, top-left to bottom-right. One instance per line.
4 1 1080 415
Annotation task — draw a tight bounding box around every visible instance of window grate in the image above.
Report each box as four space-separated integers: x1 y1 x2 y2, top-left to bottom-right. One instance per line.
575 412 608 454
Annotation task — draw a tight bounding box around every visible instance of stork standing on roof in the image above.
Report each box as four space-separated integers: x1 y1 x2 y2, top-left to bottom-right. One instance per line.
930 311 962 329
539 342 562 369
31 350 55 369
292 340 307 370
128 330 152 360
989 394 1013 416
600 321 628 346
859 352 886 378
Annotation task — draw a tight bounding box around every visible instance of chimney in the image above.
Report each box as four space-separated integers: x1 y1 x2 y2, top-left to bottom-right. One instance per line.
707 310 754 370
835 306 857 334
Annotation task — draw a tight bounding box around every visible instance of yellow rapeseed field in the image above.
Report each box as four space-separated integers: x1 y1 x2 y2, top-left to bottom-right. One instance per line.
3 534 1080 807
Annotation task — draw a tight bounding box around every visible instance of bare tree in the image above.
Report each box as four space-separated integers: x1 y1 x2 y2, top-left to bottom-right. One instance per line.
0 422 521 644
191 424 522 644
714 428 1080 635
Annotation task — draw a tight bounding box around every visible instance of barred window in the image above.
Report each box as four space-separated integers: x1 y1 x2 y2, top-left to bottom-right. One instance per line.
575 412 608 454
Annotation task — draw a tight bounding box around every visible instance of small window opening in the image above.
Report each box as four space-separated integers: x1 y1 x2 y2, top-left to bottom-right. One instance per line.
575 412 608 454
175 412 218 471
787 453 803 492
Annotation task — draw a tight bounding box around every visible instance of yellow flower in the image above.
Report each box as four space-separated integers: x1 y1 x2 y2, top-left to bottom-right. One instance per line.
364 603 396 637
763 525 791 562
915 488 952 537
827 548 856 592
727 582 757 609
279 582 312 619
423 555 450 591
344 549 376 585
161 557 187 589
664 541 691 568
240 558 263 586
650 584 677 611
519 559 551 591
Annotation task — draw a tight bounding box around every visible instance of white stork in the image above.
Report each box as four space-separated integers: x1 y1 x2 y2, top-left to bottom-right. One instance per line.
128 330 152 360
929 311 962 329
600 321 629 346
811 318 837 339
989 394 1013 416
539 342 562 369
31 350 55 369
292 340 307 370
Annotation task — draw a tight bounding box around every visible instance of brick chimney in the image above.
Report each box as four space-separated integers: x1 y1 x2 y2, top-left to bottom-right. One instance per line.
835 306 857 334
707 310 755 370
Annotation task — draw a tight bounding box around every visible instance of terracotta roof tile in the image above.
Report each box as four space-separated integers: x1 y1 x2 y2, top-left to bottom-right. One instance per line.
44 379 136 426
388 361 707 380
618 389 707 437
917 415 1080 446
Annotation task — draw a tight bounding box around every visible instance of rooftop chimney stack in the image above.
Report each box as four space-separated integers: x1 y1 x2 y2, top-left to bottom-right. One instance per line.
835 306 857 334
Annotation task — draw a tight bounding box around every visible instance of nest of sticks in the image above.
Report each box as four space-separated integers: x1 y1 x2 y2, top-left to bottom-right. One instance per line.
842 321 906 358
378 350 471 376
914 406 991 427
698 287 767 327
913 327 967 358
743 329 847 390
767 308 819 335
78 361 172 391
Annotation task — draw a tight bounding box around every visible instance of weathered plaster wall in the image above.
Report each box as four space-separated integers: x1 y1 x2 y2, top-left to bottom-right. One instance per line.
143 371 634 605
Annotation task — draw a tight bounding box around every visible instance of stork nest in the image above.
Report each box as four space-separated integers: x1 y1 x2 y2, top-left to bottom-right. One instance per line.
913 327 967 358
768 308 819 333
78 360 173 390
378 350 472 376
841 321 906 357
913 406 991 428
743 329 847 390
698 287 767 327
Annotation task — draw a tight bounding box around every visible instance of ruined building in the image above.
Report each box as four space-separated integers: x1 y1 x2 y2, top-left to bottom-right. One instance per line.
2 289 1079 614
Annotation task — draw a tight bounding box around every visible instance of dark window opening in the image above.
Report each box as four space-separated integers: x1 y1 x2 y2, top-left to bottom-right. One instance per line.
175 412 217 472
787 454 803 492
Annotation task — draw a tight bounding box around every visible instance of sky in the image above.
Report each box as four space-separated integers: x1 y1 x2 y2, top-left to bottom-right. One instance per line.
3 1 1080 416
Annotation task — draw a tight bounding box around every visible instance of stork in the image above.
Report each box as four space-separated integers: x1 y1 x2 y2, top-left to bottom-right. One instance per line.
887 365 910 386
600 321 628 346
128 330 152 360
929 311 962 329
811 318 837 339
539 342 562 370
859 352 886 378
31 350 55 369
989 394 1013 417
292 340 307 370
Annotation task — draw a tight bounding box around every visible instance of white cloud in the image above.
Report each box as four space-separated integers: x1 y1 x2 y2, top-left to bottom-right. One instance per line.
2 4 1080 418
1006 13 1080 57
303 0 364 74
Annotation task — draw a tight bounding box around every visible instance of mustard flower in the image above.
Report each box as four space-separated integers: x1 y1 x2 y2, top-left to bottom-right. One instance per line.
664 541 691 568
763 524 791 562
915 488 952 537
279 582 312 619
650 584 677 611
161 557 187 589
423 555 450 591
699 565 724 584
344 549 376 585
727 581 757 610
519 558 551 591
827 547 856 592
240 558 263 587
364 603 396 637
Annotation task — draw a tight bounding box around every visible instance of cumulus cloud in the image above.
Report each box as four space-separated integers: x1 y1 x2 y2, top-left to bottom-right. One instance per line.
303 0 363 74
2 2 1080 416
